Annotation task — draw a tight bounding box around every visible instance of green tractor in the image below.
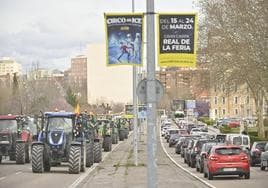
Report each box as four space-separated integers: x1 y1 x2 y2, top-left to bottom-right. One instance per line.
117 118 129 141
110 120 119 144
95 119 112 152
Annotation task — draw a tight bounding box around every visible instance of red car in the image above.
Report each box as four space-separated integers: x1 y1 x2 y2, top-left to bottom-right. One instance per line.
203 145 250 180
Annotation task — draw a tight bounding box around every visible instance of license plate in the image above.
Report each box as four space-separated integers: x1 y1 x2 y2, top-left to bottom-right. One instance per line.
223 168 236 172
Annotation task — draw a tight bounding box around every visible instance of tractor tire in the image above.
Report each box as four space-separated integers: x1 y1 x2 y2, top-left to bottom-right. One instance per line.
44 159 51 172
119 130 125 141
16 142 25 164
25 144 30 163
68 146 81 174
32 145 44 173
80 145 86 172
103 136 112 152
86 142 94 167
93 142 102 163
112 134 117 144
116 133 119 144
124 129 129 139
0 155 2 164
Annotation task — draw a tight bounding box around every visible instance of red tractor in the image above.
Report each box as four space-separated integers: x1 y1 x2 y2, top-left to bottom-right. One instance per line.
0 115 33 164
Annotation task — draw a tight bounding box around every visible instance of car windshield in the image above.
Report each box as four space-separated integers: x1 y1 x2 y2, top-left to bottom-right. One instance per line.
0 120 17 132
243 137 249 145
215 147 242 155
47 117 73 132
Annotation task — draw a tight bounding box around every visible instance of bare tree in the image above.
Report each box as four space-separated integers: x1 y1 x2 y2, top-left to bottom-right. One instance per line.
198 0 268 137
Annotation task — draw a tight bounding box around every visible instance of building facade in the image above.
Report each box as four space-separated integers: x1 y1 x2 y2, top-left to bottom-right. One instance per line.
209 83 257 120
0 57 22 76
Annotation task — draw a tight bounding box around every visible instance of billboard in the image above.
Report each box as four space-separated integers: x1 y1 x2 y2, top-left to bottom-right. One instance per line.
158 13 198 67
105 13 144 66
185 100 196 109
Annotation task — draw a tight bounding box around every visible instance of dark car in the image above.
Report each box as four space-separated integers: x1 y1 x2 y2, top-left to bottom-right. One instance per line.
175 136 189 154
189 139 211 168
250 141 267 166
184 139 196 165
180 137 192 158
260 143 268 170
196 141 218 173
169 134 181 147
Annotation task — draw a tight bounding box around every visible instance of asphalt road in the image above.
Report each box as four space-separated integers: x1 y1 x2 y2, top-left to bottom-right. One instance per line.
160 126 268 188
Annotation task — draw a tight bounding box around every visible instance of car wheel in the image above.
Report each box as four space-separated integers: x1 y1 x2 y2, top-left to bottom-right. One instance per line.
239 174 243 178
245 173 250 179
196 166 199 172
204 171 207 178
208 170 213 180
260 163 265 171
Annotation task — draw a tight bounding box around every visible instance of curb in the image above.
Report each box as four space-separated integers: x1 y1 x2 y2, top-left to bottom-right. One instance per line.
69 132 132 188
159 131 216 188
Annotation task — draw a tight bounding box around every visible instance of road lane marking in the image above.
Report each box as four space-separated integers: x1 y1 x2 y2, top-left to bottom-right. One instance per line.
159 129 216 188
68 133 132 188
15 171 22 175
0 177 6 181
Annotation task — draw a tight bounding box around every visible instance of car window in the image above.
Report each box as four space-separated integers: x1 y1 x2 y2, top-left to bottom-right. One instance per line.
233 136 242 145
243 137 249 145
256 143 266 151
215 147 242 155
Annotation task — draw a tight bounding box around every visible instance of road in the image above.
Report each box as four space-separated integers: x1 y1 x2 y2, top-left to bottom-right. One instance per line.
160 125 268 188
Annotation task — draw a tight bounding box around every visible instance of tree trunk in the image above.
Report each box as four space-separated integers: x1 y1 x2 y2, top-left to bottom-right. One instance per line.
255 91 265 138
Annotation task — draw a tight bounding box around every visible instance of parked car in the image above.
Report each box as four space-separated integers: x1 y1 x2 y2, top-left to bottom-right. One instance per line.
203 145 250 180
184 139 196 165
196 141 218 173
250 141 267 166
260 143 268 170
228 118 241 128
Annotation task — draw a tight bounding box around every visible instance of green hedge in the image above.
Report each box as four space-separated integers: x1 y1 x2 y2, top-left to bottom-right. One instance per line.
198 117 215 126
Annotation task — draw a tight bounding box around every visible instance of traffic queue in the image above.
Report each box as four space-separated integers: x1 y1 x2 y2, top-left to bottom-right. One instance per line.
161 117 268 180
0 112 133 174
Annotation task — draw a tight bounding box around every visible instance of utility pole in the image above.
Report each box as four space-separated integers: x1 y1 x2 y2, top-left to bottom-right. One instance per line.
132 0 138 167
146 0 157 187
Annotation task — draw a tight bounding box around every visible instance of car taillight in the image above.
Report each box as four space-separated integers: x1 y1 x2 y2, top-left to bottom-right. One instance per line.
209 155 218 161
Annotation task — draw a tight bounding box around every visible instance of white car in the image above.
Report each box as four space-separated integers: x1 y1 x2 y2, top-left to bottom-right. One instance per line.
190 128 202 135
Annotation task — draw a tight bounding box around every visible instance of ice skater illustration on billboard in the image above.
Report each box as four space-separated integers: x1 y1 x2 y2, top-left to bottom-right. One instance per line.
105 14 143 66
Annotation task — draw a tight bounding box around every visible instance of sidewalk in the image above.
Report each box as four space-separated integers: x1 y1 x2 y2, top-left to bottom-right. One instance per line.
77 127 208 188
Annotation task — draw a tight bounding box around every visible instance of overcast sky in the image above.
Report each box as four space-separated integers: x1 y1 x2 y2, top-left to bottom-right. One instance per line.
0 0 195 72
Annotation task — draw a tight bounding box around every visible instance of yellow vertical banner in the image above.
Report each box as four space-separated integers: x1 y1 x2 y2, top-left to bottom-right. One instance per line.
158 13 198 67
74 103 81 114
104 13 144 66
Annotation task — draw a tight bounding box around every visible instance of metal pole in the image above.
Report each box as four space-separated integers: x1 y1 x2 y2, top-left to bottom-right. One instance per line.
146 0 157 188
132 0 138 167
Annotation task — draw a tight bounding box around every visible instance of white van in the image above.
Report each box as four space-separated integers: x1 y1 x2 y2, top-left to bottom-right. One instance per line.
225 134 250 149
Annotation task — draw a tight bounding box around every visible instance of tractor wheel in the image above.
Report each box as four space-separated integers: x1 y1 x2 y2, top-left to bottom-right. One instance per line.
86 142 94 167
124 129 129 139
32 145 44 173
25 144 30 163
68 145 81 174
93 142 102 163
80 145 86 172
112 134 117 144
103 136 112 152
119 130 125 141
44 159 51 172
16 142 25 164
116 133 119 144
0 155 2 164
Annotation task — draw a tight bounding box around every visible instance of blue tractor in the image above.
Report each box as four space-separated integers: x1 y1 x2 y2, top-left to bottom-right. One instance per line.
31 112 86 174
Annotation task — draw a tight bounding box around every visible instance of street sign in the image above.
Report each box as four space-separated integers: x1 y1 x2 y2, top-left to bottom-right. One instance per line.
137 78 164 103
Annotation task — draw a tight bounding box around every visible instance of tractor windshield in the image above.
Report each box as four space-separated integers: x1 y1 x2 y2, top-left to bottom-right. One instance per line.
0 120 17 132
47 117 73 133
